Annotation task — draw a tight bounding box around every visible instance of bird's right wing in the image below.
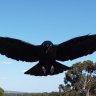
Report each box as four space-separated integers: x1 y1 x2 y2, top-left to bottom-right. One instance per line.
56 34 96 61
0 37 41 62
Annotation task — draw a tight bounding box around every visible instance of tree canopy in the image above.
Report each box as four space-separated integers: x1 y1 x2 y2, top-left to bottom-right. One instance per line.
59 60 96 96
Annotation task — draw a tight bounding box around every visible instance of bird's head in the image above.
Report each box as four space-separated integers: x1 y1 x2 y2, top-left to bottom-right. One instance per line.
42 41 53 48
42 41 53 53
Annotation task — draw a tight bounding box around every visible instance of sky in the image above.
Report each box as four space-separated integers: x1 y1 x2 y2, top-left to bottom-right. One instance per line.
0 0 96 93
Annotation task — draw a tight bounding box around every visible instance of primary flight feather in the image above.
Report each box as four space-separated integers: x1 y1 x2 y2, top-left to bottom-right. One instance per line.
0 34 96 76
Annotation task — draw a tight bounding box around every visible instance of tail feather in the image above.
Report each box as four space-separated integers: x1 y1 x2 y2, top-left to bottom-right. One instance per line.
24 61 71 76
24 63 44 76
52 61 71 75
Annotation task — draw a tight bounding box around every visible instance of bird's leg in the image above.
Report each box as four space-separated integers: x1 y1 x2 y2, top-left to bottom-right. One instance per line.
50 65 54 74
42 66 46 74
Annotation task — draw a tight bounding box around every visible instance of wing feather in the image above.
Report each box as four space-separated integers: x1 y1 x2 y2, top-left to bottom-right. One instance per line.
56 34 96 61
0 37 40 62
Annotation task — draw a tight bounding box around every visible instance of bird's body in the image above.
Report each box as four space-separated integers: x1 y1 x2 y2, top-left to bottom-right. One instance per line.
25 41 70 76
0 34 96 76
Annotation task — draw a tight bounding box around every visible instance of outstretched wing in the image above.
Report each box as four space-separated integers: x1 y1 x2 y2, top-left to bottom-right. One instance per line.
56 34 96 61
0 37 41 62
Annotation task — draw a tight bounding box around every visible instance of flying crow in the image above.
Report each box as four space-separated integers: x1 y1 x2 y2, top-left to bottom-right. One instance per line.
0 34 96 76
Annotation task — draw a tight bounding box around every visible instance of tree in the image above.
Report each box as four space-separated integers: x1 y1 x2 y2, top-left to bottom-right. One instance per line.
60 60 96 96
0 87 4 96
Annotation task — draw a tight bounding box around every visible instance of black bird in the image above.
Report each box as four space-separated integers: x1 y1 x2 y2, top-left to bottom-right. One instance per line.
0 34 96 76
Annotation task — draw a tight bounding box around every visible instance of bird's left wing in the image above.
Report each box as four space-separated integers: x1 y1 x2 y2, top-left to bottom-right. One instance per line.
56 34 96 61
0 37 41 62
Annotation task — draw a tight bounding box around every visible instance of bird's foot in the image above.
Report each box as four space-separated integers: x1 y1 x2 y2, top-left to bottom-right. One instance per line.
42 66 46 75
50 65 54 74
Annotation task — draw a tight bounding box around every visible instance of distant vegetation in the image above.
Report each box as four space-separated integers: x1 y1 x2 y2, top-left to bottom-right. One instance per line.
1 60 96 96
0 87 4 96
59 60 96 96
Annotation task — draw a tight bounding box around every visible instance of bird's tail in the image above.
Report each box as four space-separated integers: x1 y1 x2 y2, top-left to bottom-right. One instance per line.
24 62 44 76
24 61 71 76
51 61 71 75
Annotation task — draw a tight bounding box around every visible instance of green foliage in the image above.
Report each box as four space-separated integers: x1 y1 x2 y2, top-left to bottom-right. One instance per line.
4 93 11 96
59 60 96 96
0 87 4 96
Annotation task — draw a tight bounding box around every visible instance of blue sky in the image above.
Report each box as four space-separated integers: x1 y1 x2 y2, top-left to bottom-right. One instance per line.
0 0 96 92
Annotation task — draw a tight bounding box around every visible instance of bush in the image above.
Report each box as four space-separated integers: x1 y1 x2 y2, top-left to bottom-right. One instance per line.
0 87 4 96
